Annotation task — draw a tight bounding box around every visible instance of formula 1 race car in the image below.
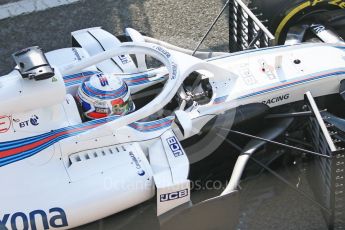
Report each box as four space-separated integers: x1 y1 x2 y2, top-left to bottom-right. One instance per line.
1 0 345 230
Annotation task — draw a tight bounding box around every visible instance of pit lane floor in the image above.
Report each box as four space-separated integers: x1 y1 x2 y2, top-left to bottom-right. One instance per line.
78 159 328 230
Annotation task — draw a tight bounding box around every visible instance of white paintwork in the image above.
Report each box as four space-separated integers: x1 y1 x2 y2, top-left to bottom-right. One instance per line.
125 28 148 71
1 142 155 229
156 180 190 216
174 110 193 138
212 44 344 106
0 68 66 115
1 27 345 229
72 27 138 74
0 40 194 229
149 130 190 215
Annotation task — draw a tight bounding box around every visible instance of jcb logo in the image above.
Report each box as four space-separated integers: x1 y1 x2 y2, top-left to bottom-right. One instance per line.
160 189 189 202
166 137 184 157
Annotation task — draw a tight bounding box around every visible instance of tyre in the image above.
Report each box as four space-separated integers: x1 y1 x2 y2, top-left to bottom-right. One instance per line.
249 0 345 44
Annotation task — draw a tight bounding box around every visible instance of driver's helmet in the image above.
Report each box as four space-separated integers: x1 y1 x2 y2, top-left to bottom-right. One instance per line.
76 72 135 119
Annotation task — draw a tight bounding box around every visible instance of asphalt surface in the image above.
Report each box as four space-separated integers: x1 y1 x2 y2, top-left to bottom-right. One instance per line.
0 0 229 75
1 0 19 5
0 0 328 229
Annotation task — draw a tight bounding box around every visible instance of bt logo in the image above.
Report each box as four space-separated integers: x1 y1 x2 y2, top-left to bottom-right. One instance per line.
19 115 39 128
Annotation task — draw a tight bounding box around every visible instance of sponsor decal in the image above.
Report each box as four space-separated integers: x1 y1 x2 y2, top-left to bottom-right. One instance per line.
155 46 171 58
311 24 325 34
166 136 184 157
97 74 109 87
262 94 290 105
0 208 68 230
137 169 146 176
0 116 11 133
258 59 276 80
118 55 131 64
18 115 39 128
129 152 146 176
237 70 345 100
160 189 189 202
239 63 257 85
30 115 39 126
72 47 82 61
171 62 177 80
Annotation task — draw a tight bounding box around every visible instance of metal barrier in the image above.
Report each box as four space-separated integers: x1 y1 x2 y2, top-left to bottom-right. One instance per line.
306 91 345 230
228 0 274 52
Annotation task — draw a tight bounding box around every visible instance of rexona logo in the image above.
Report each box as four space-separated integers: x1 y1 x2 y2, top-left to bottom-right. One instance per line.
0 207 68 230
262 94 290 105
160 189 189 202
166 136 184 157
